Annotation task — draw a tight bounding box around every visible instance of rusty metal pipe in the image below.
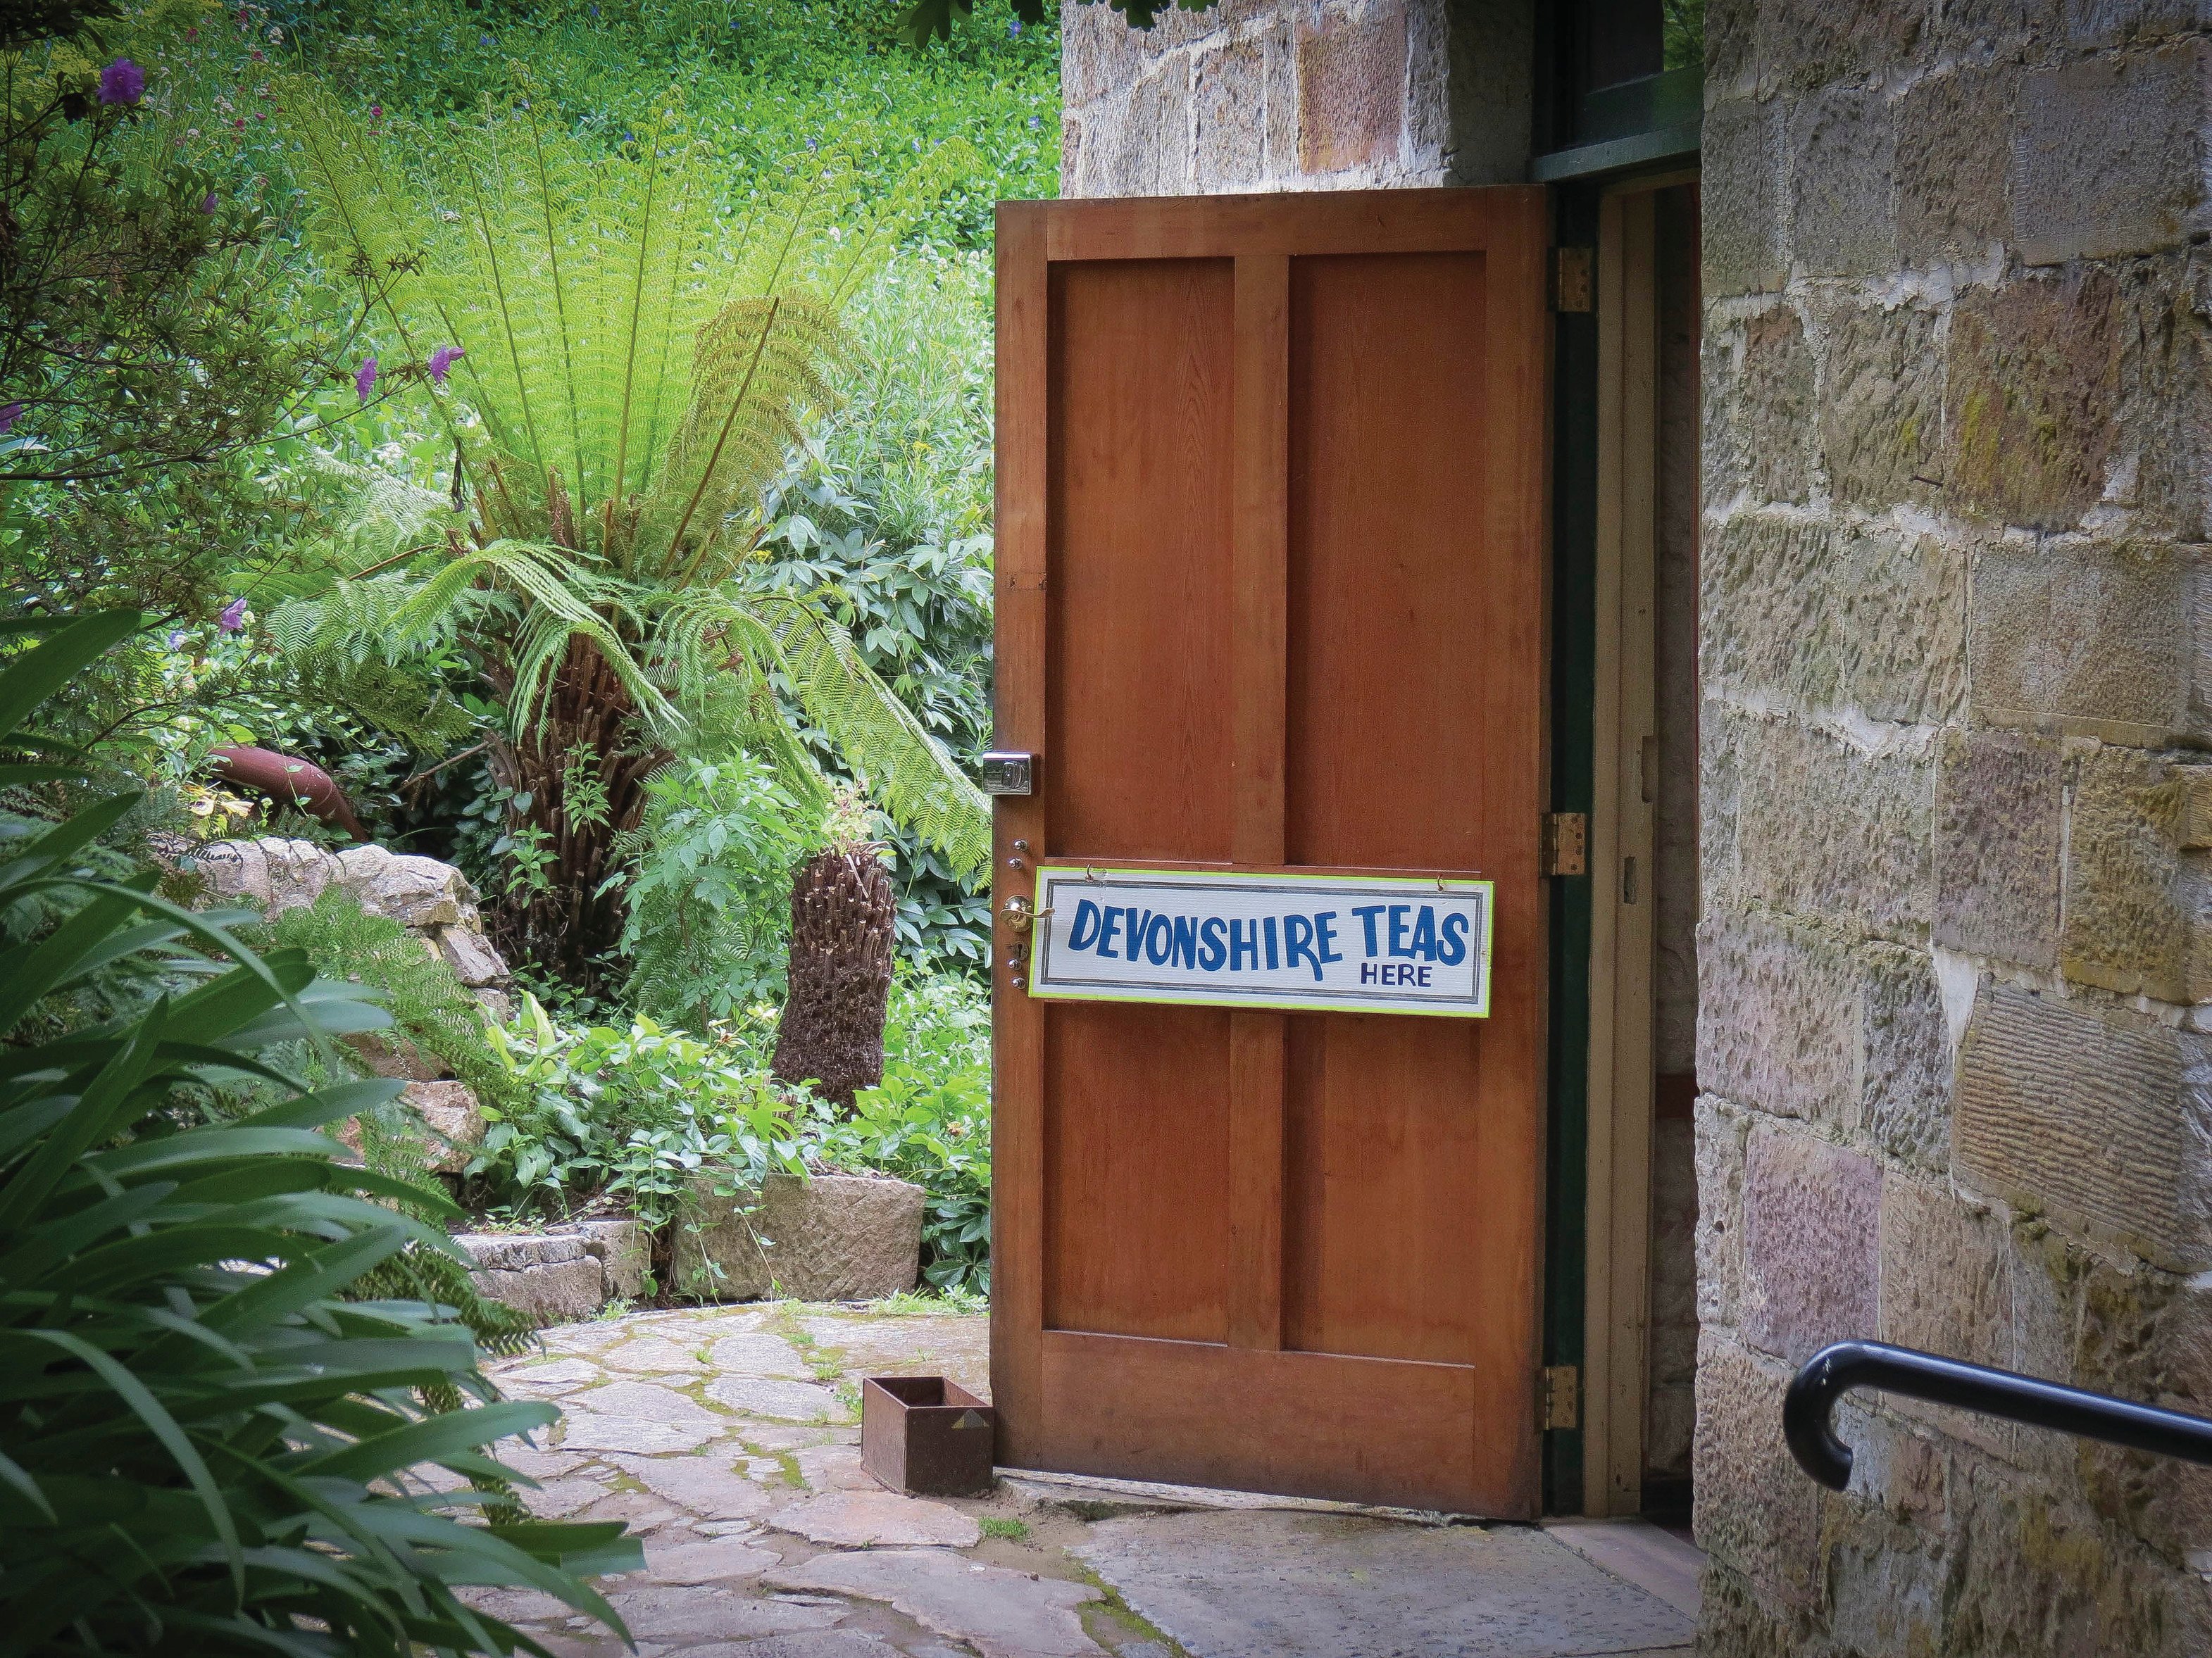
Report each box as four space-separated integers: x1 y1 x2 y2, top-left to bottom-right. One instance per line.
207 745 370 841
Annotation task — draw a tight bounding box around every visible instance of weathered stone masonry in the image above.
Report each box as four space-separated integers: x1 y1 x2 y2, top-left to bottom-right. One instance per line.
1698 2 2212 1652
1058 0 1532 195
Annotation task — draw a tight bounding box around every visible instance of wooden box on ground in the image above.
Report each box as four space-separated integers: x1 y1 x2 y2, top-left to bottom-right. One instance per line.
861 1376 996 1496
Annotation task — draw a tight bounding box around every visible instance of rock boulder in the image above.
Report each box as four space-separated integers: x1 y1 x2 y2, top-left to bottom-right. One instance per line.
673 1172 924 1302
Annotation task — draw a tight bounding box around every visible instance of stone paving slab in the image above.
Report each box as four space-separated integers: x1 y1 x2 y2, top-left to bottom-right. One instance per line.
768 1550 1106 1658
475 1300 1704 1658
1073 1510 1697 1658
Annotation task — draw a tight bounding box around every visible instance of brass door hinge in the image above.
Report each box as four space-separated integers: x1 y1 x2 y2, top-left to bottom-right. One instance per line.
1550 247 1594 313
1541 1364 1581 1431
1542 812 1587 877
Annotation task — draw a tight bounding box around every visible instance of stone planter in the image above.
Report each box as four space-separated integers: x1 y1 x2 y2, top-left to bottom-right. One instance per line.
672 1172 925 1302
456 1216 650 1324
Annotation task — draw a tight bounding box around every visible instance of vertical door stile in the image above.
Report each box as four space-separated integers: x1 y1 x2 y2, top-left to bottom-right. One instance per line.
990 204 1050 1464
1227 253 1291 1355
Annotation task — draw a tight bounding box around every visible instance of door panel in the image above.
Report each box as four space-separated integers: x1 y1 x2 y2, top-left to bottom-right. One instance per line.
1044 1002 1231 1343
1045 259 1235 862
993 189 1551 1518
1282 1013 1484 1366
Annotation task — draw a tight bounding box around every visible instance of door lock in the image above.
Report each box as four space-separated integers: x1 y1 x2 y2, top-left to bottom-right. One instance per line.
1001 896 1034 934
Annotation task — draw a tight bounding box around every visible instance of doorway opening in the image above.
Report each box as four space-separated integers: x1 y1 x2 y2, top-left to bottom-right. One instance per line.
1568 175 1701 1521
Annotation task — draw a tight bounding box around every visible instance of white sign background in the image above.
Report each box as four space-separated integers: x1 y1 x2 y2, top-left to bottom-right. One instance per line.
1027 865 1493 1018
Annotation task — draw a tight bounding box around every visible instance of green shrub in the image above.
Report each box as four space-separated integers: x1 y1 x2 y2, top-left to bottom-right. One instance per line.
614 752 816 1027
820 972 992 1293
269 885 522 1112
477 996 807 1230
0 613 637 1654
478 970 992 1292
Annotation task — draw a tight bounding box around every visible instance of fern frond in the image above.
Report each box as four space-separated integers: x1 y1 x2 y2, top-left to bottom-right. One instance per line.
673 589 988 878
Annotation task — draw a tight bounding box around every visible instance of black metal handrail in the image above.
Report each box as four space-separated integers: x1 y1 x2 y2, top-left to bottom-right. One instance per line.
1785 1340 2212 1489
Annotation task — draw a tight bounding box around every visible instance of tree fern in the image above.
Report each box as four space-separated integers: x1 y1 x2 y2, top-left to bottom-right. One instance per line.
274 87 987 984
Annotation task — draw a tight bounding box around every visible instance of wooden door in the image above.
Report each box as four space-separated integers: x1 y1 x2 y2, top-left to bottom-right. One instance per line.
990 189 1551 1518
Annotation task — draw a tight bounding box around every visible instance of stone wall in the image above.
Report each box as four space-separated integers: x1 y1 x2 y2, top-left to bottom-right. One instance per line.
1698 3 2212 1651
1058 0 1530 196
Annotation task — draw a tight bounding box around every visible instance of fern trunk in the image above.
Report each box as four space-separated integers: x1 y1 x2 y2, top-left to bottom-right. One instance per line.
489 639 664 994
772 843 895 1109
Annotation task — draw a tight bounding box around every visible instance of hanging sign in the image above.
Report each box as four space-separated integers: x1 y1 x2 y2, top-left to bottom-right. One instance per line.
1027 865 1493 1018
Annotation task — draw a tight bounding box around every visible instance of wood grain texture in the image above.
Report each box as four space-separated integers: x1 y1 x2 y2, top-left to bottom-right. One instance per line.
1228 254 1290 1356
1037 1331 1497 1514
1044 1003 1232 1341
989 202 1049 1467
1045 258 1235 862
993 187 1552 1516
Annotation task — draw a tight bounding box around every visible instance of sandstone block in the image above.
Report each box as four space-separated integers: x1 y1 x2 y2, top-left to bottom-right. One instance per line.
432 923 511 988
469 1256 606 1324
1970 538 2197 741
2014 44 2212 265
457 1232 590 1271
335 843 477 929
1934 729 2064 969
1697 910 1861 1125
1706 307 1815 505
1263 18 1297 180
1694 1094 1751 1329
192 837 343 915
1898 63 2015 262
1702 99 1787 298
1880 1176 2014 1450
1756 0 1926 92
1704 0 1755 97
2118 251 2212 544
2064 0 2212 49
1787 87 1897 277
1820 304 1943 511
673 1172 925 1302
401 1079 482 1174
2061 747 2212 1003
1741 1122 1882 1363
1942 1459 2212 1657
1694 1333 1824 1607
1732 713 1934 938
569 1216 651 1300
1706 513 1965 718
1937 0 2063 55
1947 269 2120 531
1859 938 1954 1173
1953 986 2212 1271
1193 37 1266 189
1296 0 1407 175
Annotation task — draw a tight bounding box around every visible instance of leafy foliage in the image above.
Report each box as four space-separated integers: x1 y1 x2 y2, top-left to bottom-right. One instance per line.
615 752 816 1028
273 0 1058 251
474 969 989 1289
0 613 638 1656
267 886 523 1114
757 253 994 972
0 4 366 625
265 87 989 986
476 996 803 1229
899 0 1203 45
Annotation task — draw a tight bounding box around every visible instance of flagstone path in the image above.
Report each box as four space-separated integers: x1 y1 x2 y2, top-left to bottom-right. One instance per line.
472 1303 1701 1658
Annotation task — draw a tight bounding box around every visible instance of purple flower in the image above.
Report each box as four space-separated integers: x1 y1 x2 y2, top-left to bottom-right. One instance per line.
427 345 463 387
167 629 185 648
98 59 144 106
0 403 21 436
199 192 218 213
369 103 382 121
1009 17 1021 34
355 357 377 400
218 598 247 634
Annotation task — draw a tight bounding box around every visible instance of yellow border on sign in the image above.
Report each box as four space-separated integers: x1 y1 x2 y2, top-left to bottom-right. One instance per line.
1025 864 1496 1019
